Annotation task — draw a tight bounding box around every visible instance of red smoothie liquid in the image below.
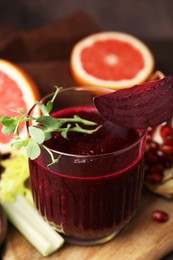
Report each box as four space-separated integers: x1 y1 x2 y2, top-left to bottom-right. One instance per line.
29 106 145 244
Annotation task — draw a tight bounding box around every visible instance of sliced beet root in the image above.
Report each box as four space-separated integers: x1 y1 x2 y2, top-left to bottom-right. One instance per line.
94 75 173 129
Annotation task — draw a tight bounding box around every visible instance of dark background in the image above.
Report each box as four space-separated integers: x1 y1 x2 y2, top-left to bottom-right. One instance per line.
0 0 173 40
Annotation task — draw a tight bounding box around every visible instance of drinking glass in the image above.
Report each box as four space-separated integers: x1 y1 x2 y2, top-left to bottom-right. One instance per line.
28 86 147 246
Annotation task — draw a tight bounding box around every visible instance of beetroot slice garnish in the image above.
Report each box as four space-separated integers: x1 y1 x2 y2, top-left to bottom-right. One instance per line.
94 75 173 129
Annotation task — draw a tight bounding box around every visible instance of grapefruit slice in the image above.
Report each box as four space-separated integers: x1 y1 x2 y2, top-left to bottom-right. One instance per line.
0 59 40 154
70 32 154 89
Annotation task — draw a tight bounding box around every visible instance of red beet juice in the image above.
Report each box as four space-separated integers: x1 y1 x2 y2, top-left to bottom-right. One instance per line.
29 106 146 245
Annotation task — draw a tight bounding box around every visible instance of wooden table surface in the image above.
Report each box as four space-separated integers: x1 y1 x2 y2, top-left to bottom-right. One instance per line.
2 188 173 260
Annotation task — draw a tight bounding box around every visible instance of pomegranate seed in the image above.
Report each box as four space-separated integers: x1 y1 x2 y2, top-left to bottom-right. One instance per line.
146 135 153 144
160 125 173 145
145 121 173 186
145 151 158 164
151 210 169 223
156 149 167 162
150 141 159 151
147 127 154 135
161 145 173 155
145 172 163 183
150 164 164 173
160 125 173 138
164 135 173 145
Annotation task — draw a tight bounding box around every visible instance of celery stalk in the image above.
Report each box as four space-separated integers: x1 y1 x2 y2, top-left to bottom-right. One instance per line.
0 150 64 256
3 195 64 256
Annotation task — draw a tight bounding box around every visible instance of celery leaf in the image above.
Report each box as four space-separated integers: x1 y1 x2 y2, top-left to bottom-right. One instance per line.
0 149 32 203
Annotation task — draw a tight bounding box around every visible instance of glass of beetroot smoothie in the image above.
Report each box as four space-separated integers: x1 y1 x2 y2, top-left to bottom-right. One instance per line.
28 86 147 246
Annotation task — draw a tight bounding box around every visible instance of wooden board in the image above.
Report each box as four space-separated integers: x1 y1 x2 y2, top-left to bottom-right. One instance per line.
2 188 173 260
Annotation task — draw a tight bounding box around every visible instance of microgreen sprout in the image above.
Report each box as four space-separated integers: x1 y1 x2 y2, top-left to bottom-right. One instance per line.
0 87 101 166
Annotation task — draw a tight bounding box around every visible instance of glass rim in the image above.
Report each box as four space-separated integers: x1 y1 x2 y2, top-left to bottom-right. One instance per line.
28 86 148 159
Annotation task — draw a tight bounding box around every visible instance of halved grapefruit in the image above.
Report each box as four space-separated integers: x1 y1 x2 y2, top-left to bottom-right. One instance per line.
70 32 155 89
0 59 40 154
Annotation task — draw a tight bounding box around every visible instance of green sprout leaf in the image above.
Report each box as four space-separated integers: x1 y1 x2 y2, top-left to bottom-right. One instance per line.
36 87 62 116
1 116 18 135
46 101 53 114
28 126 45 145
2 125 16 135
26 140 41 160
12 138 30 148
36 102 49 116
1 116 17 126
36 116 61 129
